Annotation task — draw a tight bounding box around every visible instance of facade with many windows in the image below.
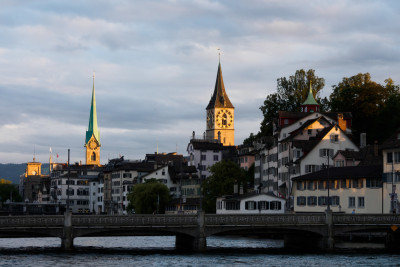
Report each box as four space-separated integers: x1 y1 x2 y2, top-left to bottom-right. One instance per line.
292 165 383 213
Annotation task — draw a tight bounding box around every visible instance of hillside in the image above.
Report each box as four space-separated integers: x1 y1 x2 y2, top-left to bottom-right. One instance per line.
0 163 50 184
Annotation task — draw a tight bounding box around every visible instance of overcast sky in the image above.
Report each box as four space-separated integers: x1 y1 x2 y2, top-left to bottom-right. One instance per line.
1 0 399 164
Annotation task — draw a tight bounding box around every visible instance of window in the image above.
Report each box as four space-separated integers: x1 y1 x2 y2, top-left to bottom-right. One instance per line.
358 197 365 208
335 160 344 167
123 173 132 178
270 201 282 210
162 170 166 175
66 189 74 196
318 196 328 206
308 129 312 135
307 196 317 206
349 197 356 208
330 196 340 206
387 152 393 163
366 178 382 188
226 201 240 210
201 154 206 161
320 148 334 157
297 196 306 206
305 165 319 173
395 152 400 163
296 181 305 190
330 134 339 143
258 201 269 210
245 201 257 210
318 180 326 190
307 181 315 190
213 155 219 161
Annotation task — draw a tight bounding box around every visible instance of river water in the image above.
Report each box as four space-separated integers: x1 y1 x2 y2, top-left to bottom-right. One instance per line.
0 236 399 267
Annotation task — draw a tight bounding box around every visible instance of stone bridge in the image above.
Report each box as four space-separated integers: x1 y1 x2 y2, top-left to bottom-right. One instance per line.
0 212 399 251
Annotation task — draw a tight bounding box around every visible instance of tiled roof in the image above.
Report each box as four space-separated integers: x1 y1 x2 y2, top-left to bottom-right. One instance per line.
190 140 225 150
380 129 400 149
292 165 382 181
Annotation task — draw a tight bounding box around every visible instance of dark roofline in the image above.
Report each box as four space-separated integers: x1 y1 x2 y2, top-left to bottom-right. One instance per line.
292 165 382 181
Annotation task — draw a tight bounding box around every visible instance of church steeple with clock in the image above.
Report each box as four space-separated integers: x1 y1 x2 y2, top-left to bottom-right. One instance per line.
85 73 101 165
205 61 235 146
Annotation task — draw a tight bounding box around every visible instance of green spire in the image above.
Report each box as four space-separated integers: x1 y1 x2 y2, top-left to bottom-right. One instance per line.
302 82 319 106
85 73 100 145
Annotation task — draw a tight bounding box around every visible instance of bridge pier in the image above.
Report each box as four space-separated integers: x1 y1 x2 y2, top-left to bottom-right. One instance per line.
324 209 335 250
61 211 74 250
175 211 207 251
385 230 400 250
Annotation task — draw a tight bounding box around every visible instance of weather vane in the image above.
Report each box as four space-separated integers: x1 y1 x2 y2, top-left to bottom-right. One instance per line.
217 48 221 62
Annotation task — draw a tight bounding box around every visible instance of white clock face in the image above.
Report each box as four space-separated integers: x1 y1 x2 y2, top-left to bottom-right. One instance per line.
216 109 233 128
32 170 37 175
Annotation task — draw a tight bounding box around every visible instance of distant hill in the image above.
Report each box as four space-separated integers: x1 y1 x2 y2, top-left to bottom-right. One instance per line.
0 163 50 184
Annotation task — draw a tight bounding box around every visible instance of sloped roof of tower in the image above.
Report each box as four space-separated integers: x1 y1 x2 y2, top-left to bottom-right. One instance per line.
302 83 319 106
206 62 234 110
85 75 100 145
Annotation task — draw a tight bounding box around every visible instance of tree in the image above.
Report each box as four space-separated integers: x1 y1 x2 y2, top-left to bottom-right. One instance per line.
259 69 325 136
127 179 170 214
202 160 250 213
0 184 21 205
329 73 399 144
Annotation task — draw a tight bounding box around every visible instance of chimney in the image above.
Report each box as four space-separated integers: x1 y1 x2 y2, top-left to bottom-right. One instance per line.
338 113 346 132
360 133 366 148
374 141 378 156
192 131 195 140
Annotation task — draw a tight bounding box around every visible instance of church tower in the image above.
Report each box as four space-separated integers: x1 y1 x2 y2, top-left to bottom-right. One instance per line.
205 61 235 146
85 73 101 165
301 83 320 113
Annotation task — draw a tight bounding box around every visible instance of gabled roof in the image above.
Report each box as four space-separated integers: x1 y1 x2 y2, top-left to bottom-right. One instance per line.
189 140 225 151
281 117 332 142
292 165 382 181
380 128 400 149
206 62 234 110
219 191 284 201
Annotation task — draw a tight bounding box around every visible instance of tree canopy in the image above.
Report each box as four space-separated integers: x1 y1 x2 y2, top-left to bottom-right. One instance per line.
127 179 170 214
0 184 21 204
329 73 400 143
259 69 326 136
202 160 252 213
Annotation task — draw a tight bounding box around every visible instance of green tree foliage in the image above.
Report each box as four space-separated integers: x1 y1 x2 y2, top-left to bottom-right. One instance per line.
202 160 252 213
127 179 170 214
330 73 400 143
259 69 325 136
0 184 21 204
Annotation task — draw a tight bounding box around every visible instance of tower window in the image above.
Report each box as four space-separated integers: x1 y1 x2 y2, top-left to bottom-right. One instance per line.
91 152 96 161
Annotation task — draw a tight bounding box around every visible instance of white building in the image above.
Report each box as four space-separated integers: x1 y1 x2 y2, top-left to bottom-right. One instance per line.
216 192 286 214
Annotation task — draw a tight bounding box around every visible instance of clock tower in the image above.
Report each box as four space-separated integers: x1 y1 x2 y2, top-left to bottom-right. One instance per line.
85 73 101 165
205 62 234 146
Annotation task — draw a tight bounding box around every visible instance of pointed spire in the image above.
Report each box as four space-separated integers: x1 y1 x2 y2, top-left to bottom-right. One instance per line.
85 72 100 145
302 82 319 106
206 61 234 109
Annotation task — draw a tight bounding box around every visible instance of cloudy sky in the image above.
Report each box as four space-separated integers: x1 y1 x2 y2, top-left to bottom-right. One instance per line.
0 0 399 164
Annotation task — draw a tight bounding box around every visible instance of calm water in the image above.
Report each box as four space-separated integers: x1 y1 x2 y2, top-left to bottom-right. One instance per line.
0 236 399 267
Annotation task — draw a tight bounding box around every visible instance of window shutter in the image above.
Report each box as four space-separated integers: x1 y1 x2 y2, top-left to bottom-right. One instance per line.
366 178 370 187
329 149 334 157
319 149 323 157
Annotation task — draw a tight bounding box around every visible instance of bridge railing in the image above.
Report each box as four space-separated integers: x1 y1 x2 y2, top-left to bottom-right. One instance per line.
333 214 400 224
0 215 64 227
71 215 198 226
205 214 326 226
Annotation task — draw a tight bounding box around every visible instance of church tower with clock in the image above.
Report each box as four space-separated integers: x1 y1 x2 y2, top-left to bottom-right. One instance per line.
85 74 101 165
205 61 235 146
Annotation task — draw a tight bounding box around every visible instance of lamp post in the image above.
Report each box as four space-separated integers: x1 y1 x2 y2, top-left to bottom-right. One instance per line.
67 149 70 213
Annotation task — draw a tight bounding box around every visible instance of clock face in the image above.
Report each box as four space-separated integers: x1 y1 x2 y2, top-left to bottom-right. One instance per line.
31 170 37 175
207 110 214 129
216 109 233 128
89 141 98 149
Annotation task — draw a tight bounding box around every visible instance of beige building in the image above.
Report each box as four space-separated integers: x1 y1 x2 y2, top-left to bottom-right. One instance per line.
292 165 383 213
